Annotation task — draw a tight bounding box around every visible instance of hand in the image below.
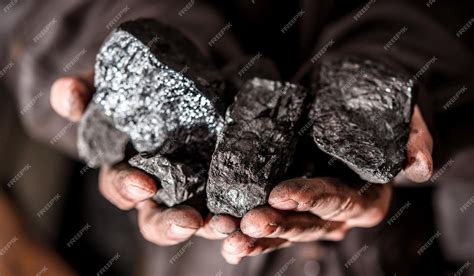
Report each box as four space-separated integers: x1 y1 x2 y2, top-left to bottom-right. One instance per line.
221 107 434 264
50 75 239 246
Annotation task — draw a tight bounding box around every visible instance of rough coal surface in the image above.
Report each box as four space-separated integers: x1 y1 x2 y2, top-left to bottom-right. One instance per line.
129 153 206 206
308 56 415 183
77 102 129 167
93 18 224 155
207 78 307 217
78 18 225 205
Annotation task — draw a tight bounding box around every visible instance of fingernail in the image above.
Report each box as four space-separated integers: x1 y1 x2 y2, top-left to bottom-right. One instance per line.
125 185 153 199
243 224 263 238
169 224 196 238
271 199 298 210
210 216 238 235
224 242 245 255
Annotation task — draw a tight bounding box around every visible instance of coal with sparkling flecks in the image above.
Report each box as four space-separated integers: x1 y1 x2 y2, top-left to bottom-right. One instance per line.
207 78 307 217
93 18 225 154
78 18 225 205
308 56 415 183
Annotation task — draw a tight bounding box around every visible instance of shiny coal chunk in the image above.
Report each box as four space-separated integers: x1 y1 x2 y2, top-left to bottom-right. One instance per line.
77 102 129 167
308 56 415 183
93 18 224 155
78 18 225 205
129 153 206 206
207 78 307 217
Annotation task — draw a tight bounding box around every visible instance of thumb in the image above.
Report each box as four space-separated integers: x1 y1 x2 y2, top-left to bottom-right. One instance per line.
50 71 94 122
402 105 434 182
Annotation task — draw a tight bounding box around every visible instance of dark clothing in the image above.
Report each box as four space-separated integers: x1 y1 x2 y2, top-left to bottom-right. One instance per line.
1 0 473 275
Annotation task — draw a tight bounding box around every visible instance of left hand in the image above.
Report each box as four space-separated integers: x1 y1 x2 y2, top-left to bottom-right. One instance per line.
221 106 434 264
221 177 392 264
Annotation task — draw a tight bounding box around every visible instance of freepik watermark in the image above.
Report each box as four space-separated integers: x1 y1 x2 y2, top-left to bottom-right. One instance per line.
298 119 314 136
6 163 31 188
0 236 18 256
37 193 61 218
147 35 160 48
344 244 369 268
409 56 437 84
178 0 195 17
209 22 232 47
97 253 120 276
354 0 376 21
33 18 58 43
417 230 441 255
456 17 474 38
50 122 74 145
36 266 48 276
238 52 262 77
106 6 130 30
281 9 305 34
443 86 467 110
384 26 407 50
454 261 471 276
3 0 18 13
430 158 454 183
460 195 474 213
20 91 45 115
170 240 194 264
387 201 411 225
310 39 335 63
67 223 92 247
0 61 14 78
357 182 373 196
275 257 296 276
63 48 87 72
426 0 436 8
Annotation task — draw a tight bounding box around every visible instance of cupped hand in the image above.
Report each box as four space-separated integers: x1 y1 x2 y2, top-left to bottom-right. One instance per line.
221 106 434 264
50 74 433 261
50 75 239 246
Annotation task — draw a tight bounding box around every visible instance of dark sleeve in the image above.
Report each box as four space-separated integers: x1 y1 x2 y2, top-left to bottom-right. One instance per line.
306 0 474 168
1 0 243 158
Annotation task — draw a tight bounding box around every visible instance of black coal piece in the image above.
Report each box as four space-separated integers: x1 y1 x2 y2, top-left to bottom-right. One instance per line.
78 18 225 205
308 56 415 183
207 78 307 217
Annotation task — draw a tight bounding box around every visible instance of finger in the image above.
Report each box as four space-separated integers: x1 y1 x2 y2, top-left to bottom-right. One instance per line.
99 163 157 210
137 200 203 246
240 206 346 242
269 178 390 227
221 231 291 265
403 105 434 182
195 214 240 240
50 76 93 122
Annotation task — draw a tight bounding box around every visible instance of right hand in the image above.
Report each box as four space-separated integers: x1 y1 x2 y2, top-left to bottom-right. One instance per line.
50 74 239 246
